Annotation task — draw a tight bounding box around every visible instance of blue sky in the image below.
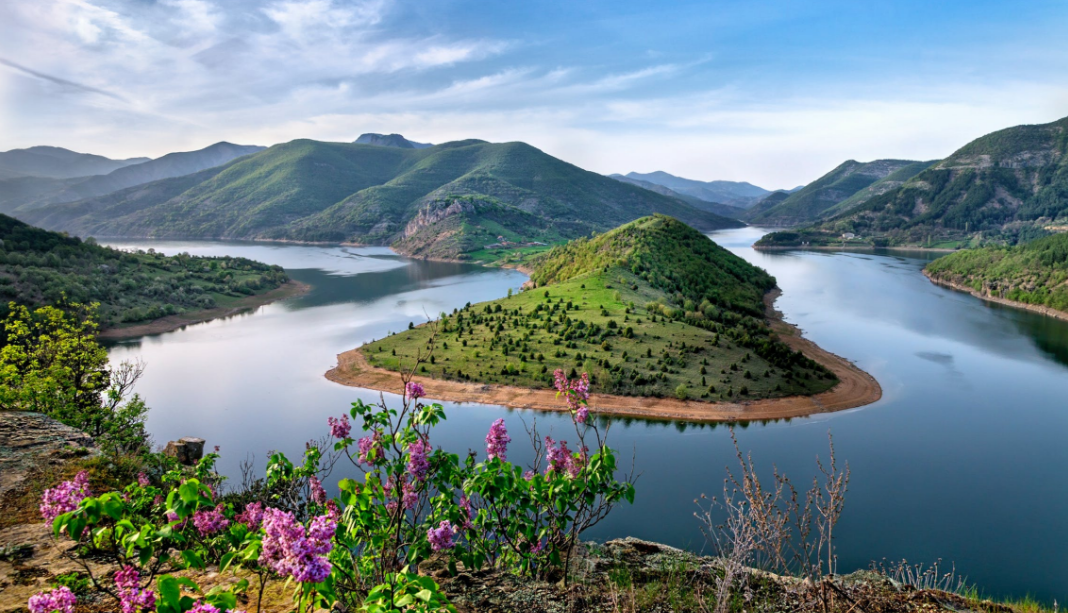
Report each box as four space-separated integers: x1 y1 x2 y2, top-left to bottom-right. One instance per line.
1 0 1066 188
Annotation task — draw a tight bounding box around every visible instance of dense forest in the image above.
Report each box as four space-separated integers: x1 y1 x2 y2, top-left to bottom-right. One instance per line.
365 216 835 402
0 213 288 329
925 231 1068 313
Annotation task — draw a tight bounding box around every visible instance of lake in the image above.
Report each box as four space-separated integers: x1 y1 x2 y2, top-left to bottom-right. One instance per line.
103 229 1068 603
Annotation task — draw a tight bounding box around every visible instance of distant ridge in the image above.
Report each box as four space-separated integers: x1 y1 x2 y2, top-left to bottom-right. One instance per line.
621 171 771 208
0 142 264 213
608 174 746 220
354 133 433 149
0 146 149 180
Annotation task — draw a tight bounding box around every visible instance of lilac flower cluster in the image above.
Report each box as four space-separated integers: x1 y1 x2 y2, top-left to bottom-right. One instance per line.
27 587 76 613
137 473 150 487
328 414 351 439
407 438 431 482
427 520 458 551
237 501 265 529
188 603 221 613
309 476 327 505
459 494 475 530
357 432 382 465
39 471 91 522
544 437 585 478
192 504 230 536
405 381 425 400
553 369 591 423
485 419 511 461
259 507 337 583
115 566 156 613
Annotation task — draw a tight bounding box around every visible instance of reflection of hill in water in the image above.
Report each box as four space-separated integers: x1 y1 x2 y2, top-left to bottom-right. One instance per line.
999 304 1068 367
286 259 495 309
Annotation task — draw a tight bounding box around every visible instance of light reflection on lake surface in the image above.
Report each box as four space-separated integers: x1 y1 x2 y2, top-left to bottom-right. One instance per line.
104 231 1068 602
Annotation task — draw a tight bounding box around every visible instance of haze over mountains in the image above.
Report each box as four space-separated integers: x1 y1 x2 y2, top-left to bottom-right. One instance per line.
0 147 149 181
17 136 741 259
615 171 772 208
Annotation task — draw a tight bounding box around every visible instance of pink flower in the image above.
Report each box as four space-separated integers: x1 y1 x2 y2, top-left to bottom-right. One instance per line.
357 432 382 465
27 587 76 613
553 370 591 423
427 520 458 551
137 473 150 487
328 415 351 439
40 471 91 522
188 603 221 613
238 501 265 529
485 419 511 461
259 507 335 583
115 566 156 613
309 476 327 505
407 438 431 482
459 494 475 530
405 381 425 400
544 437 585 478
192 504 229 536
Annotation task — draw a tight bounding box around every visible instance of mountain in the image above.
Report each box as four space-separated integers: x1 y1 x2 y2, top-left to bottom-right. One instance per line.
0 146 149 180
623 171 771 208
608 174 747 219
747 159 928 226
354 133 432 149
820 160 937 218
924 231 1068 315
360 215 836 401
0 214 287 329
757 116 1068 248
741 190 791 222
21 139 742 259
0 142 264 213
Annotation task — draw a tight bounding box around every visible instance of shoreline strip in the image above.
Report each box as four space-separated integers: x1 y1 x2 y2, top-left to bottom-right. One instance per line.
922 270 1068 323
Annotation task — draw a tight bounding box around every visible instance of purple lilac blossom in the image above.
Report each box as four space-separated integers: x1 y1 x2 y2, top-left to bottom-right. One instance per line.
407 438 431 482
553 370 591 423
485 419 511 461
427 520 458 551
238 501 265 529
309 476 327 505
137 473 150 487
27 587 76 613
328 415 351 439
192 504 230 536
39 471 91 521
115 566 156 613
405 381 425 400
259 507 336 583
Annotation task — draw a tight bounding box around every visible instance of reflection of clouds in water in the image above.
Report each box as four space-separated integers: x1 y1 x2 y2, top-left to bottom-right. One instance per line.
915 350 965 380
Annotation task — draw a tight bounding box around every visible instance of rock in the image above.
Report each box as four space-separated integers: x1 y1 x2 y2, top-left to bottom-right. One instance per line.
163 437 205 464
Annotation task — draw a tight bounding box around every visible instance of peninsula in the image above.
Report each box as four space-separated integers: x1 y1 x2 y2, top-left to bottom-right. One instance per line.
327 215 881 422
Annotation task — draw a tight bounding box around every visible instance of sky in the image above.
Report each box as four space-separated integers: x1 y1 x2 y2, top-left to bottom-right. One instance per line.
1 0 1067 189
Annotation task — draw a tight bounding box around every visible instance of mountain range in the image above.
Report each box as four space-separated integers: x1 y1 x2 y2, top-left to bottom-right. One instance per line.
0 142 264 214
19 138 741 259
757 115 1068 248
745 159 933 226
0 146 149 181
607 174 748 219
616 171 772 208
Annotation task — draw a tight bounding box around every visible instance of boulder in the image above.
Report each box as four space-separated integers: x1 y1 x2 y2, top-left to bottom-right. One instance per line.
163 437 206 464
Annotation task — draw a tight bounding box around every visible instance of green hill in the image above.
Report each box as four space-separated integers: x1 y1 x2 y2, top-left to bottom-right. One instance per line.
925 231 1068 314
748 159 926 226
362 215 835 402
757 115 1068 248
21 139 741 259
0 213 288 330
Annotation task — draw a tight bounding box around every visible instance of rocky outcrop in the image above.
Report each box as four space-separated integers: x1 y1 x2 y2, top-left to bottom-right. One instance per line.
404 199 477 238
0 412 95 498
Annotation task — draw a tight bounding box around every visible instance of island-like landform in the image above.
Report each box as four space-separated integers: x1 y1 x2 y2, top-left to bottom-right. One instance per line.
754 114 1068 249
328 215 881 422
924 231 1068 320
0 213 302 338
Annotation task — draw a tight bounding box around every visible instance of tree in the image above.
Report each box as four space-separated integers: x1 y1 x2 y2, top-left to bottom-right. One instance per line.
0 302 150 454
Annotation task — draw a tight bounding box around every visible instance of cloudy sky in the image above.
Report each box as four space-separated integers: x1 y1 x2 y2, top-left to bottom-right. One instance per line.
2 0 1067 189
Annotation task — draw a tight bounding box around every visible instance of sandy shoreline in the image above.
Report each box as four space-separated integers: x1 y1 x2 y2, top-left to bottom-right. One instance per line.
98 279 311 340
922 270 1068 322
754 244 957 253
324 289 883 423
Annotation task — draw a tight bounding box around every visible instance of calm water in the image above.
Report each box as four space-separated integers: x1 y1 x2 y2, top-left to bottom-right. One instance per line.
103 230 1068 602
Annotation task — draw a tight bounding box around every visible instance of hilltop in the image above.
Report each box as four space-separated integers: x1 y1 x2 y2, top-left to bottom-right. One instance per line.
21 139 742 260
340 215 849 413
756 115 1068 248
924 231 1068 318
0 146 149 180
353 133 432 148
0 213 293 333
747 159 929 226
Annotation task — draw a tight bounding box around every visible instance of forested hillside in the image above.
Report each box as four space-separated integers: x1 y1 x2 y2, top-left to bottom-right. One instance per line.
0 214 288 329
21 139 741 259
